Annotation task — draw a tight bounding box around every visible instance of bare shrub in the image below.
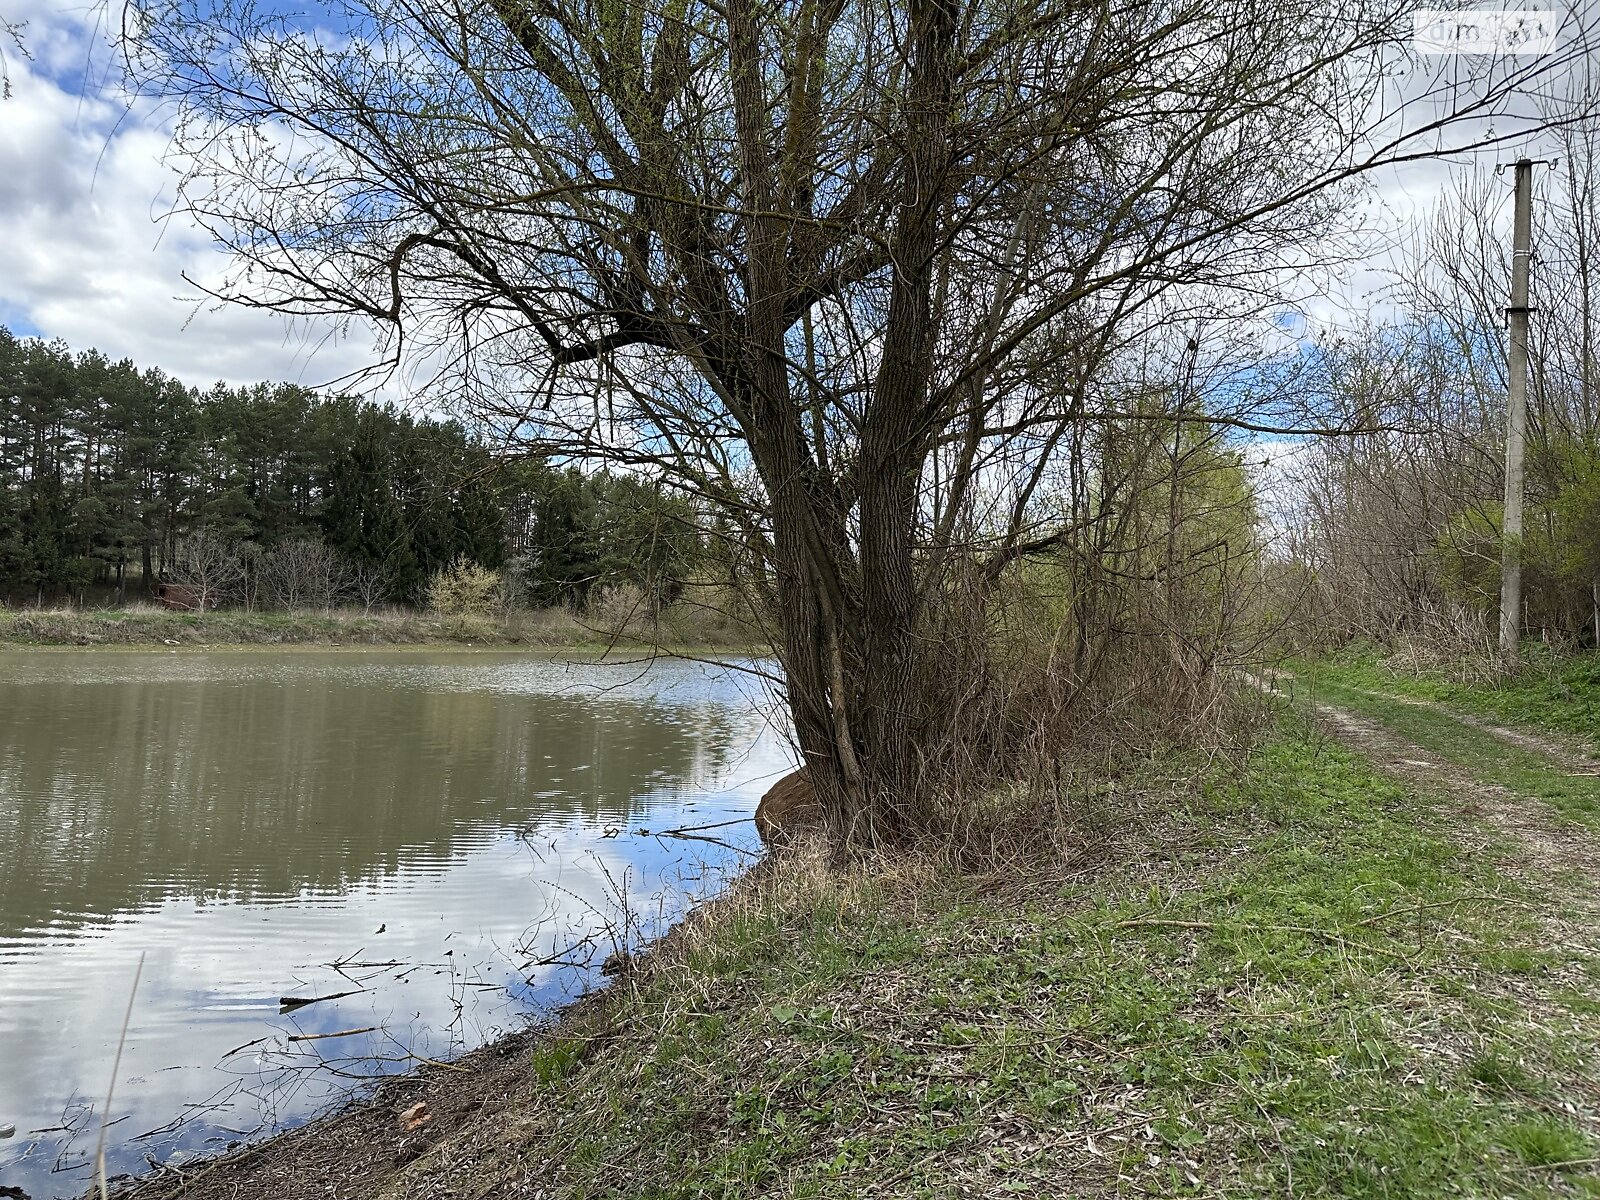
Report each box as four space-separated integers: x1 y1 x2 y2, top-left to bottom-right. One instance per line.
586 583 650 641
491 560 530 618
348 560 388 616
427 557 500 617
257 538 353 611
168 532 245 608
1384 599 1501 685
655 584 763 647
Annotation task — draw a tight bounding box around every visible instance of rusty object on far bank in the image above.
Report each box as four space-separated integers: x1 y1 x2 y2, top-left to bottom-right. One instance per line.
153 581 215 611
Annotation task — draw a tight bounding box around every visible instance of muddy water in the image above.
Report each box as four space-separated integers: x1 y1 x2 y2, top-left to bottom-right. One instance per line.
0 649 788 1198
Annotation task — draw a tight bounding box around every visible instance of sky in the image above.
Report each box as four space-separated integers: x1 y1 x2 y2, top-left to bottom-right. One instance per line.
0 0 1590 397
0 0 383 390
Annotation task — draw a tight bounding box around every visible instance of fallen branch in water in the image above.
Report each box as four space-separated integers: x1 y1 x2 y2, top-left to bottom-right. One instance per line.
219 1036 271 1062
656 817 750 836
99 951 145 1200
278 988 365 1011
653 831 760 856
286 1026 378 1043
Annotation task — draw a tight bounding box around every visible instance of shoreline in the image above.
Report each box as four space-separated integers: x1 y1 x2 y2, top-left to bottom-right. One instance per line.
101 851 788 1200
0 607 768 655
18 698 1598 1198
0 637 777 1200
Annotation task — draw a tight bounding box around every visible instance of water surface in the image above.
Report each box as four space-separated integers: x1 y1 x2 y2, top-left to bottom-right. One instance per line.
0 648 787 1198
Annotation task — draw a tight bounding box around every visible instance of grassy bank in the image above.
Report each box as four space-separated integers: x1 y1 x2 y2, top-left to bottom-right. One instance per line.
123 723 1600 1200
0 604 764 651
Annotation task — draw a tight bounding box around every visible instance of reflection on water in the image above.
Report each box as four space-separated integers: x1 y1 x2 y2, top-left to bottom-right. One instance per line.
0 649 789 1199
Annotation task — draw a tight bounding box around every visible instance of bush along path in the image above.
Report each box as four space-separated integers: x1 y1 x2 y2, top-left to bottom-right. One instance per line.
115 721 1600 1200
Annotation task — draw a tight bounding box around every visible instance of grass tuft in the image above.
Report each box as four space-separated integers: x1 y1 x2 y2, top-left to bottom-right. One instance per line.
1498 1116 1593 1168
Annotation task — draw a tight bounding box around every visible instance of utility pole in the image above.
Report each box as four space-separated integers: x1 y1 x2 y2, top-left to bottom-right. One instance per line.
1499 159 1534 671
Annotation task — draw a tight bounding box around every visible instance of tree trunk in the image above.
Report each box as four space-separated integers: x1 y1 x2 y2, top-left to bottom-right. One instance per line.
851 0 955 841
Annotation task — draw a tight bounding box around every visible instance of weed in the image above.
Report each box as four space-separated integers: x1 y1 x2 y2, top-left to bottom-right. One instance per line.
1465 1049 1543 1095
1498 1116 1593 1168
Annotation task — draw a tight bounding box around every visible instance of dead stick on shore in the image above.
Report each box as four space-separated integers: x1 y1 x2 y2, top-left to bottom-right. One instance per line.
287 1026 379 1043
408 1053 470 1074
1116 918 1405 960
1525 1155 1600 1171
1354 895 1531 927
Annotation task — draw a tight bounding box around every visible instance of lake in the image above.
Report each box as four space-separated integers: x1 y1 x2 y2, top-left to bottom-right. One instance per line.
0 648 789 1199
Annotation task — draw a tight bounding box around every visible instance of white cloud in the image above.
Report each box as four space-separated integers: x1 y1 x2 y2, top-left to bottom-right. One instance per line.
0 0 383 388
0 0 1585 396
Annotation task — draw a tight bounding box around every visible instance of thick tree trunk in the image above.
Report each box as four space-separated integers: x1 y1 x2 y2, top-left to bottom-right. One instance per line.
849 0 955 841
727 0 878 843
727 0 956 849
753 417 866 840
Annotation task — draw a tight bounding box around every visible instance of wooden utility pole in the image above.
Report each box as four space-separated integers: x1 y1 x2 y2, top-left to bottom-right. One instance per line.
1499 159 1535 670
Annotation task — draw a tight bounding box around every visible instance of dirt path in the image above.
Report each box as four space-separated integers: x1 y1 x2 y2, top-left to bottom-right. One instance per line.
1343 686 1598 771
1246 669 1600 886
1297 692 1600 900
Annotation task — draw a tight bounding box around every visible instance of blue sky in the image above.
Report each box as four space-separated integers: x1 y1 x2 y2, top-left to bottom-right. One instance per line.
0 0 382 388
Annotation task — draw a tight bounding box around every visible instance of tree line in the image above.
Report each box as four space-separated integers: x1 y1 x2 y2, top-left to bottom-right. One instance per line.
0 327 698 609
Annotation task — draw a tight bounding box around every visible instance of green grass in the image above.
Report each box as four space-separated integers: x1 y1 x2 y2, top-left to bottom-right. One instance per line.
391 726 1599 1199
1285 665 1600 827
1300 646 1600 746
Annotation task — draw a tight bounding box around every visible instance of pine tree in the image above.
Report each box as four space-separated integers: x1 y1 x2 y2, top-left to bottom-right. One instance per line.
453 472 506 570
527 467 598 606
0 324 625 606
0 329 25 592
18 339 78 600
324 405 418 602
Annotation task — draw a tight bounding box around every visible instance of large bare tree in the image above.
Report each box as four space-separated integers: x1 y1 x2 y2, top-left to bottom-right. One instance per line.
129 0 1590 842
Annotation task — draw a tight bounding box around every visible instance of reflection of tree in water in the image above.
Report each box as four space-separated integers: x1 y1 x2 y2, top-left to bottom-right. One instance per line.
0 671 750 941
